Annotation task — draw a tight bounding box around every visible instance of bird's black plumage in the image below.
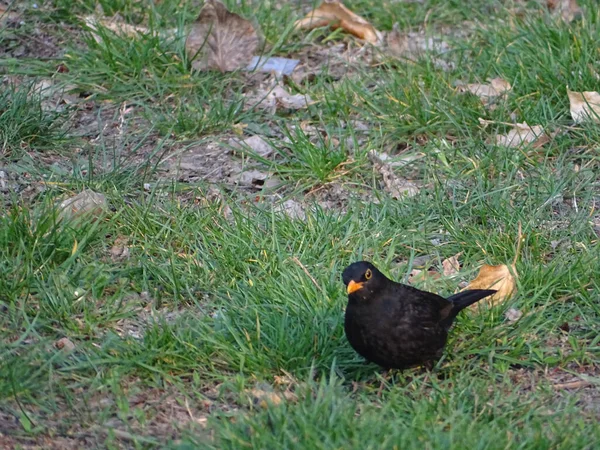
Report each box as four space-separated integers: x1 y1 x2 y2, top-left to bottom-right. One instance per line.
342 261 496 369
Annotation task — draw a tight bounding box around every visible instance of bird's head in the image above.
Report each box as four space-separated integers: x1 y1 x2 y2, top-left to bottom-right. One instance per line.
342 261 386 298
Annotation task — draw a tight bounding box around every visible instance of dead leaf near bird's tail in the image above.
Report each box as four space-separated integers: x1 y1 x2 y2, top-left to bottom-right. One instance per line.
186 0 259 72
294 1 382 44
465 263 517 308
442 252 462 277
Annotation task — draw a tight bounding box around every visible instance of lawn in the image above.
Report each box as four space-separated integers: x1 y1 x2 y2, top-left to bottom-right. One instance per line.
1 0 599 448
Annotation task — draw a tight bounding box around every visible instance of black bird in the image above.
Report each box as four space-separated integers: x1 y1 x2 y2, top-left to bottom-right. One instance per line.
342 261 496 370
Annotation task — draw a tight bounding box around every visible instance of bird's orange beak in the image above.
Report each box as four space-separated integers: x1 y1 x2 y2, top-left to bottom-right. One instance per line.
347 280 364 294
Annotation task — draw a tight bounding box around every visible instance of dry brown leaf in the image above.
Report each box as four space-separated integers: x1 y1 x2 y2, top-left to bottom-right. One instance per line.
186 0 259 72
547 0 582 22
494 122 546 148
457 78 512 104
567 89 600 123
442 252 462 277
294 1 382 44
368 150 419 199
466 263 517 308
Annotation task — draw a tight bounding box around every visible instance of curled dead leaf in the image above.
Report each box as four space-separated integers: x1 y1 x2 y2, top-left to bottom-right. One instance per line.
567 89 600 123
186 0 259 72
466 263 517 308
294 1 382 44
368 150 419 199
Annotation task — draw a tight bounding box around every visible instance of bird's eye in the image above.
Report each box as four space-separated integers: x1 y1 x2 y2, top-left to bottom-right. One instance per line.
365 269 372 280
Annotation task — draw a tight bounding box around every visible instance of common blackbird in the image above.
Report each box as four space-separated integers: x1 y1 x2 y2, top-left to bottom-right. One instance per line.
342 261 496 369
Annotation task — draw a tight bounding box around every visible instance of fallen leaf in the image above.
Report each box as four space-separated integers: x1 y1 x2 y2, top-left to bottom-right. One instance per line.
84 15 153 43
567 89 600 123
58 190 108 222
442 252 462 277
493 122 546 148
186 0 259 72
247 388 297 409
54 337 75 352
294 0 382 44
0 5 20 24
275 200 306 220
368 150 419 199
466 263 517 308
547 0 582 22
229 135 273 158
505 308 523 323
386 24 450 60
408 269 441 285
247 84 313 113
457 78 512 104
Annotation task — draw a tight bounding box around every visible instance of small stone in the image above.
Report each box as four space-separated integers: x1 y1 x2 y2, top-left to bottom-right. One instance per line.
58 190 107 222
505 308 523 323
54 337 75 352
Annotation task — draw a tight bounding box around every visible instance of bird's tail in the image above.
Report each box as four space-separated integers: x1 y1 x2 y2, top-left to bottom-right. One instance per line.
442 289 497 328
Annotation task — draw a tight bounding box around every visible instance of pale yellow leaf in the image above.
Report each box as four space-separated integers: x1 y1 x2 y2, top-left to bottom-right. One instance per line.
466 263 517 308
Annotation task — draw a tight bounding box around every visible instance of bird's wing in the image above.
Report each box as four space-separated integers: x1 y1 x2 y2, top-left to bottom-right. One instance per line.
390 282 452 322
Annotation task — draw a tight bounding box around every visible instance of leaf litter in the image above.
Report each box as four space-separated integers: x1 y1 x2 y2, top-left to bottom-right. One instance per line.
245 83 313 113
368 150 419 199
456 78 512 105
478 119 552 149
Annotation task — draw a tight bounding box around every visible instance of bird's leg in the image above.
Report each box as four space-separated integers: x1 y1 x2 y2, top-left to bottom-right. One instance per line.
377 369 392 397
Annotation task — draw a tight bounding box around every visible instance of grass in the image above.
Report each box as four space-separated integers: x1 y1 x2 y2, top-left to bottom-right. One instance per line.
1 0 599 447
